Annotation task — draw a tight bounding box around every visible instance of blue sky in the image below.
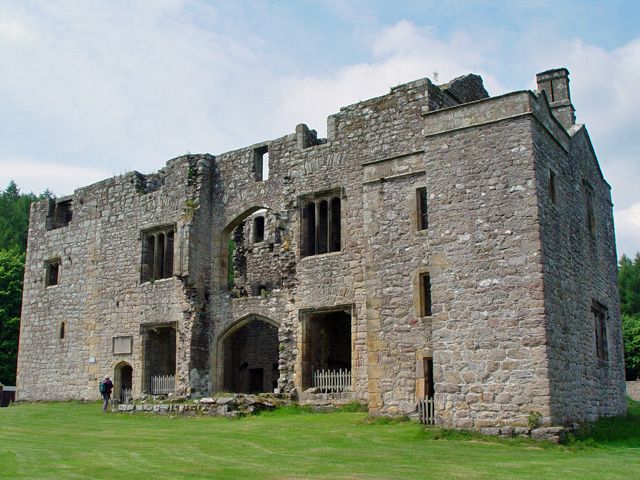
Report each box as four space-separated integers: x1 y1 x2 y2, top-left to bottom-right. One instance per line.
0 0 639 256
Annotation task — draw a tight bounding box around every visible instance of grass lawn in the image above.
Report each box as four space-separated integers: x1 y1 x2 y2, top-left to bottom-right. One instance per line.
1 401 639 480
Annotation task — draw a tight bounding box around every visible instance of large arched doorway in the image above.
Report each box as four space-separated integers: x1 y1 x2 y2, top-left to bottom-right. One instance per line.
114 362 133 403
218 316 279 394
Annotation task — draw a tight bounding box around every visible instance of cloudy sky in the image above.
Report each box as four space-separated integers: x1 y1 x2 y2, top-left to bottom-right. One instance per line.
1 0 639 257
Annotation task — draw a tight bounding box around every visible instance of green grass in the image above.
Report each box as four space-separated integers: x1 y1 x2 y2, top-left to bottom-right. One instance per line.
0 400 639 480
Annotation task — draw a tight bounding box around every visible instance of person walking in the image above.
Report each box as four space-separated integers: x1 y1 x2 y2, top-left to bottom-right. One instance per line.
99 376 113 412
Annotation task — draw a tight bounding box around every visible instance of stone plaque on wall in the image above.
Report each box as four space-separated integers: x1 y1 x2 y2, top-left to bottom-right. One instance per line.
112 336 132 355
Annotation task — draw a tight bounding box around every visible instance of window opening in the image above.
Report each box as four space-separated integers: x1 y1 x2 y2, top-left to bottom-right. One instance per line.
419 273 432 317
254 146 269 181
329 197 341 252
317 200 328 254
46 199 72 230
141 226 175 283
301 194 341 257
584 181 595 236
254 216 265 243
303 201 316 256
59 322 66 339
417 187 428 230
593 302 608 361
549 170 557 205
45 259 60 287
421 357 434 398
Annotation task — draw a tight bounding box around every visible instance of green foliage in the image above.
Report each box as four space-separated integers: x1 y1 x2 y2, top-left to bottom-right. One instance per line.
0 181 44 385
565 398 640 449
339 401 368 412
0 247 25 384
0 181 41 252
619 253 640 316
622 314 640 379
528 410 543 430
619 253 640 379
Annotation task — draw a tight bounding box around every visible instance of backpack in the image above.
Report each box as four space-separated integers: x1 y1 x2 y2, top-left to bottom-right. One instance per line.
99 382 107 394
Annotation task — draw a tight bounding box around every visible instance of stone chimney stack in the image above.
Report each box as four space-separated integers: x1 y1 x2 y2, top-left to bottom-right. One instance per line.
536 68 576 130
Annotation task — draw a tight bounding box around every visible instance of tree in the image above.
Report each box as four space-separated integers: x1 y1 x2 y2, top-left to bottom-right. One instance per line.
0 181 42 252
623 314 640 380
619 253 640 380
0 181 46 384
0 247 24 384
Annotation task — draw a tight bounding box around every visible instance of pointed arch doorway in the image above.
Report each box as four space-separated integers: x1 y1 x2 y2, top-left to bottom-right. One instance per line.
217 315 279 394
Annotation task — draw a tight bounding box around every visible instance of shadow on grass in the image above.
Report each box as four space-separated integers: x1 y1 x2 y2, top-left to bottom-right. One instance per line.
565 398 640 449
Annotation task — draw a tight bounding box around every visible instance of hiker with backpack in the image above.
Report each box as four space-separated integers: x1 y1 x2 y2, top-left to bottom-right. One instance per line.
99 376 113 412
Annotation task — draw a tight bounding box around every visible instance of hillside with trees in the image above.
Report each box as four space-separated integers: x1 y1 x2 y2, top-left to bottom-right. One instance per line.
0 182 48 385
619 253 640 380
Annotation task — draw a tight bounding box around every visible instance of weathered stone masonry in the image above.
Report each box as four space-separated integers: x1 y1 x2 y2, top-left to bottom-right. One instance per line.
17 68 626 429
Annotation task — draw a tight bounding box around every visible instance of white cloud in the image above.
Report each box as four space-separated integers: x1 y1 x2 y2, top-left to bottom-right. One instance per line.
0 157 109 196
274 21 506 137
615 203 640 257
0 3 637 257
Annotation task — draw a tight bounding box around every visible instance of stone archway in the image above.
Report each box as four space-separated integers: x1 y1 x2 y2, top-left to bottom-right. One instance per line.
114 362 133 403
216 315 279 394
213 205 271 293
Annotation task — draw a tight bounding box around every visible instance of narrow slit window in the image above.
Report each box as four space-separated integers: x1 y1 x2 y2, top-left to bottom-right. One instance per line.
584 181 595 236
417 187 428 230
317 200 328 254
254 216 265 243
329 196 341 252
424 357 434 398
304 201 316 256
419 273 432 317
549 170 557 205
59 322 66 339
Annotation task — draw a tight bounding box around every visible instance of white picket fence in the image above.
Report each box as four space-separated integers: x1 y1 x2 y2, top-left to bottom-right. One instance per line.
312 368 351 393
120 388 132 404
417 397 435 425
150 375 175 395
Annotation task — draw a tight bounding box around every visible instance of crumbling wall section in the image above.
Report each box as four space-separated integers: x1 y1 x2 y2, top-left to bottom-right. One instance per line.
17 155 211 400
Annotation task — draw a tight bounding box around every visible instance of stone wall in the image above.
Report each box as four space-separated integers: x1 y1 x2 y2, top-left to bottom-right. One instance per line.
534 122 626 422
17 68 626 428
17 155 212 400
423 109 550 428
627 381 640 401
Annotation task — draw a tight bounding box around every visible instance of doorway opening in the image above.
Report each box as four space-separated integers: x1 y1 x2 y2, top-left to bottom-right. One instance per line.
220 317 279 394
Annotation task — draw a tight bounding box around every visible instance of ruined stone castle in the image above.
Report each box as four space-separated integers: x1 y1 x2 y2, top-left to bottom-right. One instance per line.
17 68 626 428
